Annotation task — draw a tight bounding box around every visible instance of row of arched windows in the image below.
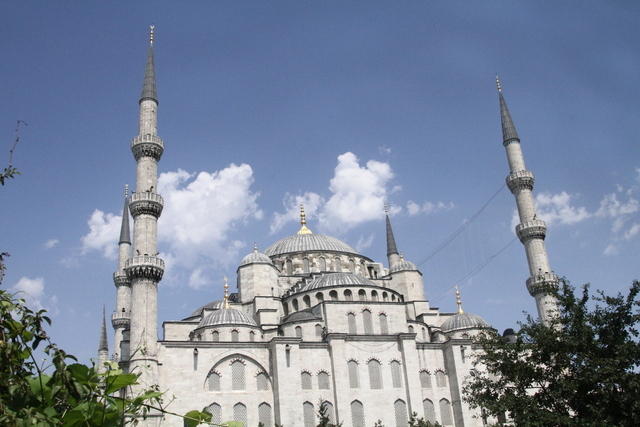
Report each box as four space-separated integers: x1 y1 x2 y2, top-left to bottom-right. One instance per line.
194 329 259 342
206 361 271 392
347 310 389 335
347 359 403 389
420 369 448 388
302 401 335 427
346 398 452 427
300 370 331 390
281 256 367 276
285 289 401 315
201 401 273 427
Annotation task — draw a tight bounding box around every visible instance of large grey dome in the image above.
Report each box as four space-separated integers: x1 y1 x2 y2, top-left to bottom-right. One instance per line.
440 312 490 333
300 272 375 292
198 308 257 327
265 233 357 257
239 248 273 267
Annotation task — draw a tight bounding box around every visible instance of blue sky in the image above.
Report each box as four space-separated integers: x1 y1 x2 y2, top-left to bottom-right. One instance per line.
2 2 639 363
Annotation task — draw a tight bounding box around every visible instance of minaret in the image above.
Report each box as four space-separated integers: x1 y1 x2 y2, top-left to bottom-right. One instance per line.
384 205 401 268
97 306 109 373
497 76 558 325
112 185 131 362
125 25 165 389
454 286 464 314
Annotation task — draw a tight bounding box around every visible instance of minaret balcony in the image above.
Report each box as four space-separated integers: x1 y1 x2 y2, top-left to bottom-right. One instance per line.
113 272 131 287
129 192 164 218
506 170 534 193
515 219 547 243
111 311 130 328
125 255 165 282
131 134 164 161
526 272 560 297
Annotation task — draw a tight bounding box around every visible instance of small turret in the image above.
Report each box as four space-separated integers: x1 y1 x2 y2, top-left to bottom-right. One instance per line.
384 205 401 268
97 307 109 373
112 185 132 362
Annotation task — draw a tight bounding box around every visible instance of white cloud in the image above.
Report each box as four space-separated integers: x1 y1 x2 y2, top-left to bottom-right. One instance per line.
603 243 619 256
623 223 640 240
11 276 58 314
81 210 122 259
355 234 375 252
43 239 59 249
595 193 639 220
595 178 640 253
406 200 454 216
378 145 392 155
270 192 324 234
510 191 590 229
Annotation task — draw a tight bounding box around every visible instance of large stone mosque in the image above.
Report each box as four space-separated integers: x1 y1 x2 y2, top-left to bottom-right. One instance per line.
96 27 560 427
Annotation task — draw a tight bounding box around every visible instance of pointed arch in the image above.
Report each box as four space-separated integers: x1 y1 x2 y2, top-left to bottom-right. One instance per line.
303 401 315 427
258 402 272 427
390 360 402 388
423 399 436 423
379 313 389 334
348 359 359 388
206 370 220 391
233 402 247 426
439 398 453 425
317 370 330 389
350 400 365 427
204 402 221 424
394 399 408 427
419 370 432 388
347 312 357 334
362 309 373 334
367 359 383 389
301 370 312 389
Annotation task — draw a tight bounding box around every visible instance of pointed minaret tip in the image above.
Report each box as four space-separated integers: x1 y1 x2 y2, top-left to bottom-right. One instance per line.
149 24 155 46
297 204 312 235
119 186 131 244
455 286 464 314
223 276 230 309
496 76 520 143
385 206 399 256
98 306 108 352
140 25 158 104
496 74 502 93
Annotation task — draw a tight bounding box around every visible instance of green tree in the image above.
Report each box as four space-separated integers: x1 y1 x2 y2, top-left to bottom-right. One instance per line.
464 279 640 427
408 412 442 426
316 399 342 427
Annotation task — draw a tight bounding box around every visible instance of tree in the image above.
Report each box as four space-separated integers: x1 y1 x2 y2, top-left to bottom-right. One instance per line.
464 279 640 426
316 399 342 427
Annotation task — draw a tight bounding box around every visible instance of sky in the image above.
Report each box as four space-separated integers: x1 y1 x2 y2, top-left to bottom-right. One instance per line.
1 2 639 363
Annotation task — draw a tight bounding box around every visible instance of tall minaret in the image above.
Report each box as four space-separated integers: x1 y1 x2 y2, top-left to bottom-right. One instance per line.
384 205 401 268
112 185 132 361
97 306 109 374
497 76 558 325
125 25 165 389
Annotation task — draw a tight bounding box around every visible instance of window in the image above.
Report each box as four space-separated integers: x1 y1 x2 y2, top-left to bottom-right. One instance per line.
379 313 389 334
258 402 272 427
329 290 338 301
286 259 293 274
301 371 312 389
362 310 373 334
423 399 436 424
348 360 359 388
283 302 289 316
323 401 335 424
344 289 353 301
349 259 356 272
231 330 239 342
316 292 324 303
205 403 221 424
303 295 311 308
315 324 323 337
207 371 220 391
212 330 219 341
419 370 432 388
350 400 365 427
435 370 447 387
371 290 379 301
257 372 269 390
334 258 341 272
439 398 453 425
295 326 303 338
250 331 255 342
391 294 396 301
303 402 315 427
233 403 247 427
408 325 414 334
231 360 245 390
292 299 299 311
318 371 330 389
390 360 402 388
358 289 366 301
394 399 408 427
319 257 326 271
347 313 357 334
303 258 310 273
368 359 383 389
383 292 389 302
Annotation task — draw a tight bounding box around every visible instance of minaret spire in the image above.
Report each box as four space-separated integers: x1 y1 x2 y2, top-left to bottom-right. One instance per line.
140 25 158 104
455 286 464 314
112 185 132 363
498 77 558 325
119 185 131 244
97 306 109 373
384 205 401 268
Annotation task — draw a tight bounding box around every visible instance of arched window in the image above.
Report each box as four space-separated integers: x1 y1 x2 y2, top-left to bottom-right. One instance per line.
211 330 219 342
233 402 247 427
295 326 303 338
394 399 408 427
371 290 379 301
303 401 315 427
303 295 311 308
207 371 220 391
258 402 272 427
379 313 389 334
257 372 269 390
283 302 289 316
231 329 239 342
316 292 324 303
323 401 335 424
419 370 432 388
334 257 341 272
349 259 356 272
301 371 312 389
390 360 402 388
319 257 326 271
285 259 293 274
391 294 396 301
368 359 383 389
382 292 389 302
439 398 453 425
249 331 255 342
344 289 353 301
318 371 330 389
315 324 323 337
435 370 447 387
231 360 245 390
423 399 436 423
303 258 310 273
358 289 367 301
293 298 300 311
347 313 357 334
205 403 221 424
350 400 365 427
348 360 359 388
329 290 338 301
408 325 414 334
362 309 373 334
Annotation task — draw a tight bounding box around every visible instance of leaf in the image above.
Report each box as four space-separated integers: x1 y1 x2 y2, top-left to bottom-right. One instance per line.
183 410 212 427
105 373 138 394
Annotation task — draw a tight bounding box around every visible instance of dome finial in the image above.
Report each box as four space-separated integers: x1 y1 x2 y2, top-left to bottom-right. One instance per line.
253 242 258 252
455 285 464 314
149 24 155 46
297 204 312 235
223 276 230 309
496 74 502 93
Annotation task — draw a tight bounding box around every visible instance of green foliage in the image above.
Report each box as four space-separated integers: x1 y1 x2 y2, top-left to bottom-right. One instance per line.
464 279 640 427
0 165 19 186
316 399 342 426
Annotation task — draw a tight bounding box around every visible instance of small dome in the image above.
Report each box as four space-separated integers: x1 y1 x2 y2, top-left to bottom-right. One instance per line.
441 312 490 333
198 308 257 328
239 247 273 267
265 233 358 257
298 272 375 293
187 299 223 318
389 259 419 273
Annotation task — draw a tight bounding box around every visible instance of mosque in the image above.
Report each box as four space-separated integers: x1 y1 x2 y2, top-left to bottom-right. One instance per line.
97 27 560 427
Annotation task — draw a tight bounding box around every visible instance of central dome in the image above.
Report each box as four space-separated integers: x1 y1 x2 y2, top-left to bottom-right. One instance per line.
264 233 358 257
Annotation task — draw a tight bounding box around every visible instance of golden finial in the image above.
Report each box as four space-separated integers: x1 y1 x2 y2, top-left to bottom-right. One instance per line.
124 184 129 198
297 204 312 235
455 285 464 314
253 242 258 252
149 25 155 46
223 276 230 309
496 74 502 93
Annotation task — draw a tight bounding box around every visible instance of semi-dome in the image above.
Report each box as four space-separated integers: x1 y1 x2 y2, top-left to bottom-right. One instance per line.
299 272 375 293
239 246 273 267
199 308 257 328
441 312 489 333
389 258 419 273
265 233 358 257
189 299 223 317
